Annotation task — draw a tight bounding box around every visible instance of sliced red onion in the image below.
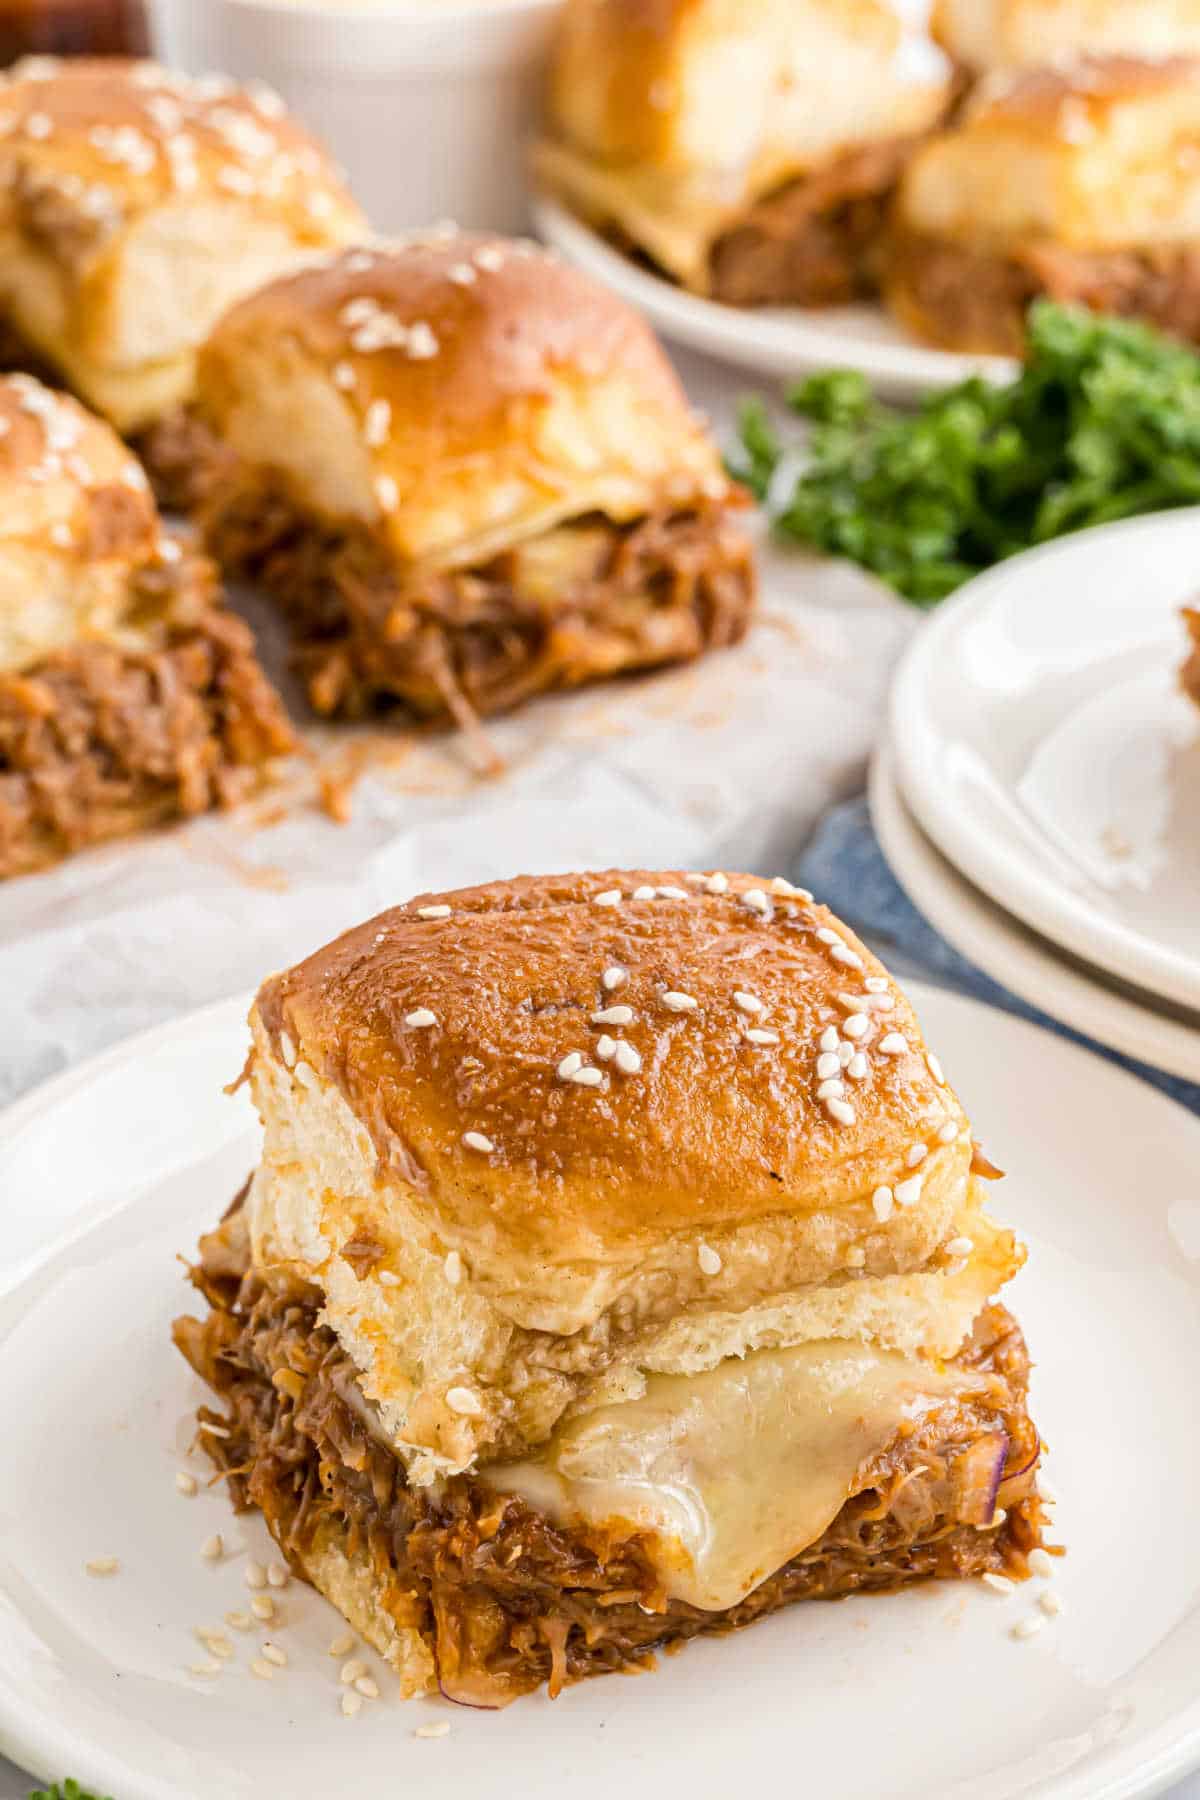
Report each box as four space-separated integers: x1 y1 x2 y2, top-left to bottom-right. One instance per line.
959 1430 1009 1525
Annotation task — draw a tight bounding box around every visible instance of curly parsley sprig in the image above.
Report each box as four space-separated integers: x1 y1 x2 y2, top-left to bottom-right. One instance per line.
30 1780 113 1800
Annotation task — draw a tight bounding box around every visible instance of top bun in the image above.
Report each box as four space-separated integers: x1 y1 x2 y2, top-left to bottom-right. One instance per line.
934 0 1200 72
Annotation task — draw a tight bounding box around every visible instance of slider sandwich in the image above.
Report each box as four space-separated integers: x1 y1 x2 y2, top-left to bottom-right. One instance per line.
887 54 1200 355
175 870 1049 1705
186 236 755 727
0 56 364 448
933 0 1200 74
535 0 953 306
0 374 293 878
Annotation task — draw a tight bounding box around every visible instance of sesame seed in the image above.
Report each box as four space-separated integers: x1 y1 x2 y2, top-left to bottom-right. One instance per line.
733 991 764 1015
253 1595 278 1623
416 1721 451 1738
197 1631 234 1660
341 1691 363 1718
895 1172 924 1208
819 1026 840 1053
376 474 399 511
1027 1548 1054 1579
417 904 451 919
745 1028 779 1045
927 1052 946 1085
981 1572 1014 1595
261 1641 287 1667
444 1250 463 1285
865 976 888 993
656 886 689 901
831 945 864 968
405 1008 436 1028
842 1014 870 1040
872 1186 894 1222
379 1270 400 1287
878 1033 908 1055
570 1067 604 1087
632 885 656 900
446 1386 482 1417
330 1633 357 1658
249 1657 274 1681
333 361 356 389
355 1675 380 1698
685 873 708 887
602 965 628 990
557 1052 583 1079
190 1659 222 1677
474 244 505 270
705 873 728 894
662 991 698 1012
85 1557 119 1577
816 928 840 945
845 1247 866 1268
447 262 477 285
938 1120 959 1143
267 1563 289 1589
906 1142 928 1167
944 1236 974 1257
614 1041 642 1074
406 321 439 360
817 1078 846 1100
1040 1590 1065 1617
847 1053 869 1080
593 889 622 907
341 1659 369 1685
770 876 812 900
1012 1615 1044 1641
816 1052 841 1080
200 1534 224 1561
463 1131 494 1153
245 1561 267 1590
176 1471 198 1496
698 1244 722 1276
592 1005 633 1025
596 1034 617 1060
837 1041 855 1068
741 888 770 914
364 398 391 447
225 1611 252 1632
825 1097 856 1126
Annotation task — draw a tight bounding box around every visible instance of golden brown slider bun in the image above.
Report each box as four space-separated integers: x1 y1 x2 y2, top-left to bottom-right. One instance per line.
246 870 1020 1483
0 373 158 674
934 0 1200 72
196 234 730 574
0 56 365 433
536 0 952 291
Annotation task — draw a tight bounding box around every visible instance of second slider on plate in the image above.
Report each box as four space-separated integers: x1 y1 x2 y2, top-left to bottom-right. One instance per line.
175 870 1050 1706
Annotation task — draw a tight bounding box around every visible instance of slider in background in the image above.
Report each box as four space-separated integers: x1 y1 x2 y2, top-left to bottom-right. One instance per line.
534 0 953 307
183 234 756 729
887 54 1200 354
0 373 293 879
175 869 1049 1706
934 0 1200 73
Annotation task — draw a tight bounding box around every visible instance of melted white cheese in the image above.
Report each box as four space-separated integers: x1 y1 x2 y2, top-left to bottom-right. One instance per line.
484 1340 983 1612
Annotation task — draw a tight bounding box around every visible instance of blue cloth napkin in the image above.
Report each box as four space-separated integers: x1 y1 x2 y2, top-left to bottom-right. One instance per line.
795 798 1200 1117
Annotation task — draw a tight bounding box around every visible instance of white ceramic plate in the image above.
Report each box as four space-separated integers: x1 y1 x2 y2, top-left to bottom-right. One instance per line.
4 994 1200 1799
890 509 1200 1013
533 195 1018 401
870 745 1200 1084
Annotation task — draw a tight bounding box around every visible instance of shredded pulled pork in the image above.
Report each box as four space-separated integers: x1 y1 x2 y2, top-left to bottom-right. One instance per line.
174 1201 1048 1707
708 136 927 308
0 557 294 878
1183 607 1200 711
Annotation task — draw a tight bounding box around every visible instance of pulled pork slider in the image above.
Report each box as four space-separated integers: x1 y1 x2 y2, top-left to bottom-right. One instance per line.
0 56 364 440
0 374 293 878
534 0 953 306
933 0 1200 73
175 869 1049 1705
186 235 755 726
887 54 1200 355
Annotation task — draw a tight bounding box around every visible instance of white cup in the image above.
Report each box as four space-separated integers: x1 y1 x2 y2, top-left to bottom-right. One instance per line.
147 0 562 236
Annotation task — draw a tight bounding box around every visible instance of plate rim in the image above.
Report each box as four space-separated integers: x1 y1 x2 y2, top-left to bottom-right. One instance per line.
869 743 1200 1084
532 193 1019 400
888 506 1200 1014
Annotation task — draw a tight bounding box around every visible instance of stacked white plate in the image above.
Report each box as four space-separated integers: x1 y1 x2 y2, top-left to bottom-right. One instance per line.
877 507 1200 1085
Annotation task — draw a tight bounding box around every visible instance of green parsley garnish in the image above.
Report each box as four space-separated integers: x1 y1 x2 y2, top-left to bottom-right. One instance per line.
30 1781 112 1800
731 301 1200 605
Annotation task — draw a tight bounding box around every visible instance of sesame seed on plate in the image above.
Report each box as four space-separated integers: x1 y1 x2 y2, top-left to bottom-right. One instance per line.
417 904 451 919
593 888 622 907
733 991 764 1015
1012 1615 1044 1641
176 1471 197 1496
330 1633 357 1658
251 1595 275 1621
355 1675 380 1698
267 1563 289 1589
592 1005 633 1025
445 1250 463 1285
825 1097 855 1125
614 1041 642 1074
596 1034 617 1060
705 873 728 894
245 1560 267 1590
819 1026 840 1053
872 1186 894 1221
226 1611 252 1632
894 1172 924 1208
602 965 628 990
1040 1590 1065 1617
463 1130 494 1153
341 1691 364 1718
847 1053 869 1080
632 885 656 900
557 1052 583 1079
981 1573 1014 1595
656 886 689 900
405 1008 436 1028
927 1052 946 1085
446 1386 483 1417
662 991 698 1011
906 1142 928 1167
250 1658 274 1680
200 1534 224 1561
878 1033 908 1055
698 1243 722 1276
745 1028 779 1045
1027 1548 1055 1579
938 1120 959 1143
842 1014 870 1040
416 1721 451 1738
341 1659 369 1685
196 1630 234 1659
816 1052 840 1080
85 1557 119 1577
261 1642 288 1667
190 1659 222 1677
944 1236 974 1257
